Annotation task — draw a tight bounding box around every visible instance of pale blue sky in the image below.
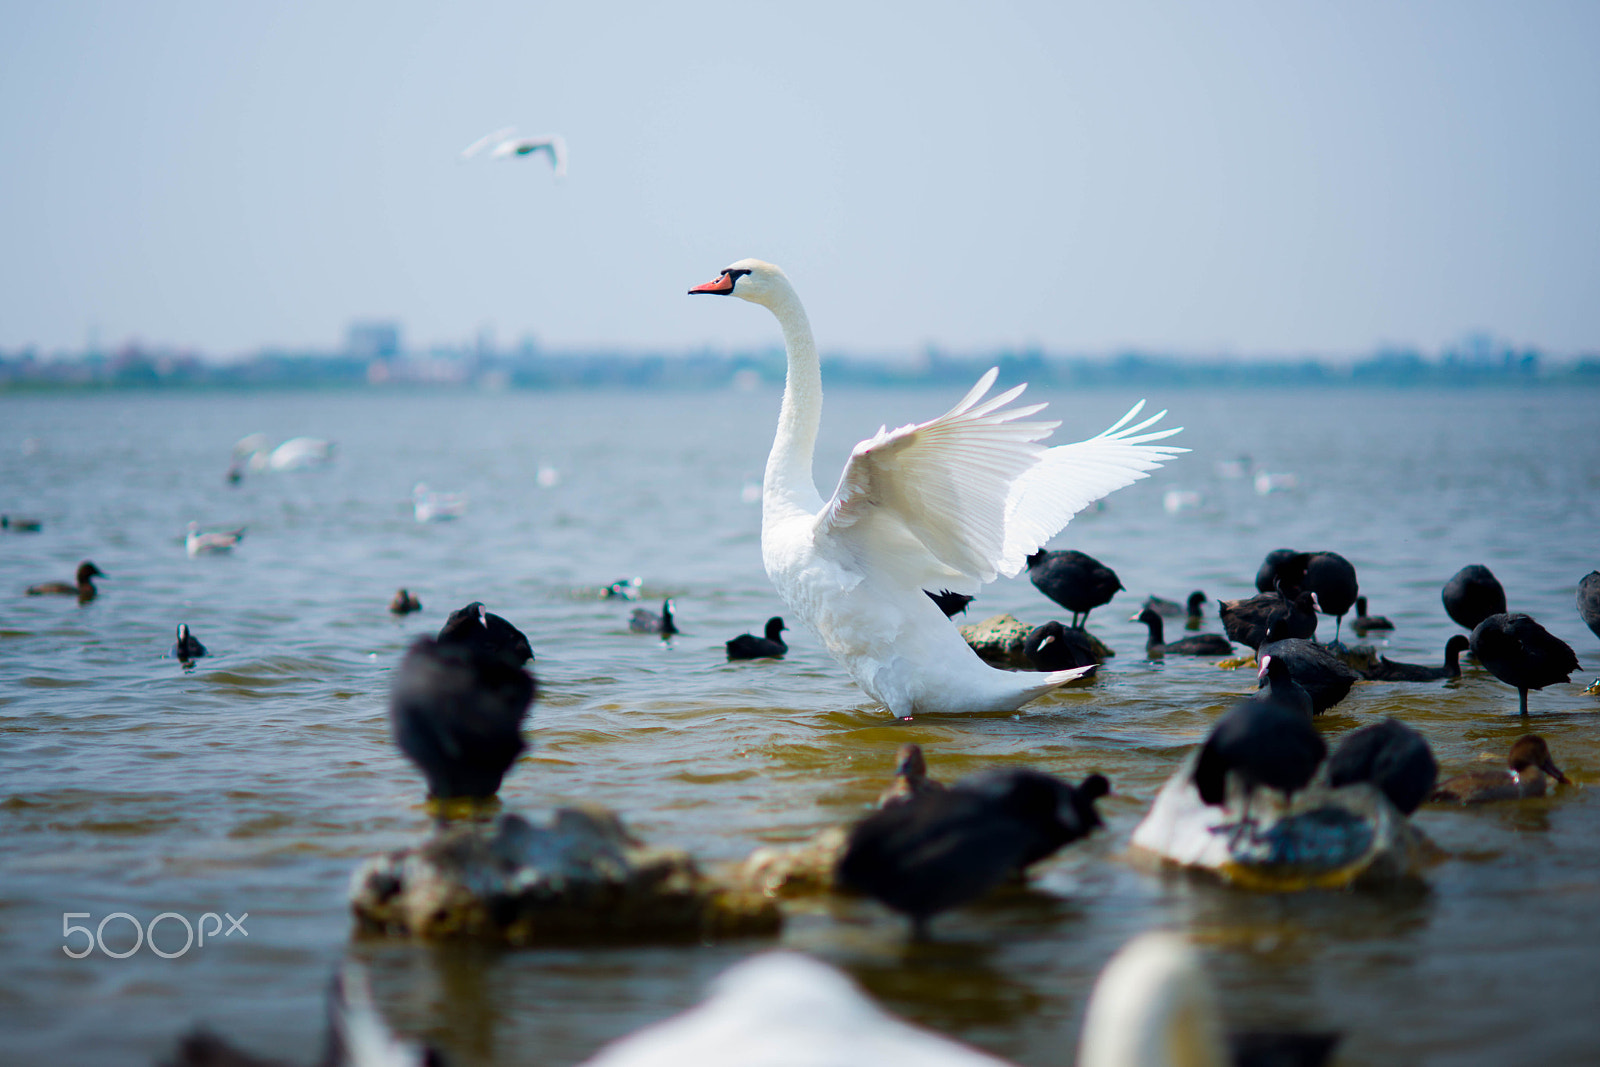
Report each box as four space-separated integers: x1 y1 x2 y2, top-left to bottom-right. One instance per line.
2 2 1597 358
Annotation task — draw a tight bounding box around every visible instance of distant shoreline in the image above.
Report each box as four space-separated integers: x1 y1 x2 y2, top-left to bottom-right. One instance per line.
3 347 1597 394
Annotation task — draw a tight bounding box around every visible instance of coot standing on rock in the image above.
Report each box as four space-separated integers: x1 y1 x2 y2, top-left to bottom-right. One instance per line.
1131 607 1233 656
1022 621 1101 671
1363 635 1470 682
390 635 537 799
1193 662 1326 840
726 617 787 659
1443 564 1508 630
438 602 534 665
837 767 1108 938
1469 612 1580 715
1325 718 1438 815
1026 550 1123 627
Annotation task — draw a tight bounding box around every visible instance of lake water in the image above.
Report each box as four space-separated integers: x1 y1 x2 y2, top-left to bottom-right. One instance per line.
1 384 1596 1066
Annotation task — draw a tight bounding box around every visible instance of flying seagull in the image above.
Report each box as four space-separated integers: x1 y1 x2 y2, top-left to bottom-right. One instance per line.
461 126 568 177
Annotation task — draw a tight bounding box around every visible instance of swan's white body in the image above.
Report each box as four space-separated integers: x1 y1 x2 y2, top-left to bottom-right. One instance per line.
579 936 1227 1067
691 260 1184 716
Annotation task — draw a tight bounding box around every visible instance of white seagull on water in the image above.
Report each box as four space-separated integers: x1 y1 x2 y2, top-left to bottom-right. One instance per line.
690 259 1185 718
460 126 567 178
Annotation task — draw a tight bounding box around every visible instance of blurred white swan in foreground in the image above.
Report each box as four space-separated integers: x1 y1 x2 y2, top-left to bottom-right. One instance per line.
689 259 1184 717
460 126 568 177
580 934 1272 1067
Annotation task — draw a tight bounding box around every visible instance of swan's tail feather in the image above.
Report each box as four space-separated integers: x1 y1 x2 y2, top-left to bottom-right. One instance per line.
1015 664 1098 704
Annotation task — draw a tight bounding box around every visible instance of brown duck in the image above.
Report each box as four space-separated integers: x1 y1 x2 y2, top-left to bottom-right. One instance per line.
1431 734 1570 804
26 560 104 603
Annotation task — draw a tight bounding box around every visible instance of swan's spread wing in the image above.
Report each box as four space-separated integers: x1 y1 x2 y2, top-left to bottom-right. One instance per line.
816 373 1185 591
816 368 1060 591
997 401 1187 577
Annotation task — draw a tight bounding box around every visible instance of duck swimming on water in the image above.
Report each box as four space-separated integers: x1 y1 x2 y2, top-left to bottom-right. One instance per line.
26 560 103 602
690 259 1183 717
726 617 787 659
630 598 678 637
1431 735 1569 804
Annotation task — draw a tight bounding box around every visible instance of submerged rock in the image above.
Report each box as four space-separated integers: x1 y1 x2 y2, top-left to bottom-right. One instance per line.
350 805 781 944
1129 754 1432 890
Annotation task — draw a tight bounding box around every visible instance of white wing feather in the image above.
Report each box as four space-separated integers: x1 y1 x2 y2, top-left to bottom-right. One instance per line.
815 370 1185 592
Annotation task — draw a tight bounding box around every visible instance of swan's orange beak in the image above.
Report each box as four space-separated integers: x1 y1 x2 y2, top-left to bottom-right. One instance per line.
688 272 735 295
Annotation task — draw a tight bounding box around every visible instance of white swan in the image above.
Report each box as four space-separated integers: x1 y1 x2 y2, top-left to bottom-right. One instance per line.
690 260 1185 716
412 482 468 523
578 934 1233 1067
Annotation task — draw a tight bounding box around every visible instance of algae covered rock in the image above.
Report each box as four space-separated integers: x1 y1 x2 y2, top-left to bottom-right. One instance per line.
960 613 1034 667
732 826 850 898
350 805 780 944
959 614 1113 668
1129 754 1432 890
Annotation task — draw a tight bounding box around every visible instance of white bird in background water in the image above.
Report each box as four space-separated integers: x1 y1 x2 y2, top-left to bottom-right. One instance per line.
460 126 568 178
690 259 1185 718
412 483 468 523
186 521 245 556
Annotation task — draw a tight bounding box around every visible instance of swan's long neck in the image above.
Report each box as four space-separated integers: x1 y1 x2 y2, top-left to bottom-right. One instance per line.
762 286 824 516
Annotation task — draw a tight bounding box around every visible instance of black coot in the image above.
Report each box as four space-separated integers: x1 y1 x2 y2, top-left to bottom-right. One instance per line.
1026 550 1123 627
1257 618 1361 714
173 623 207 663
1577 571 1600 641
726 617 787 659
438 601 534 665
1192 673 1326 830
1022 620 1101 671
1301 551 1359 642
1469 613 1580 715
1325 718 1437 814
1255 549 1310 594
1442 565 1507 630
1219 589 1318 650
390 636 537 799
837 767 1108 937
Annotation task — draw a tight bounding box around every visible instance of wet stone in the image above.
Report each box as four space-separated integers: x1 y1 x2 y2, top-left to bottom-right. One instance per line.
349 805 782 944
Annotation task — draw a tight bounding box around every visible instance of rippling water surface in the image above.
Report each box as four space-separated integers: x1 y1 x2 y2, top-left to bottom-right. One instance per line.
1 385 1597 1066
